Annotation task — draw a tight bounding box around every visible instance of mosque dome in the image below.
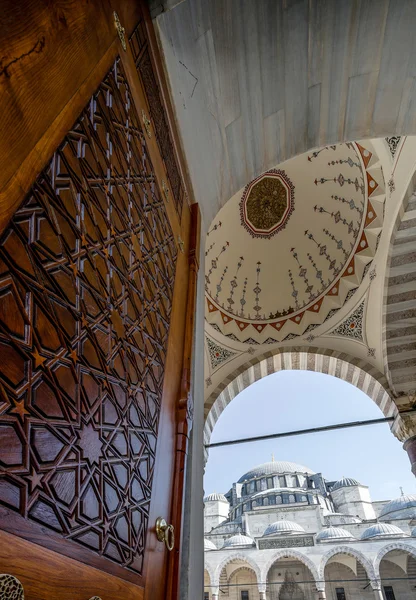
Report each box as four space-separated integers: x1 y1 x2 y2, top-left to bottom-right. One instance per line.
361 523 408 541
263 520 305 537
379 494 416 520
223 534 256 549
204 492 228 503
316 527 355 542
331 477 362 491
238 461 315 483
204 539 217 551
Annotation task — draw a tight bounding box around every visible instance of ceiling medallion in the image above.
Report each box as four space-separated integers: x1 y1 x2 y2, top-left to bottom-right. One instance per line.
240 169 295 239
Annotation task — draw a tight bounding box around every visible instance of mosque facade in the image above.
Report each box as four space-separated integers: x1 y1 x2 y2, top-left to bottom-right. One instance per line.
204 460 416 600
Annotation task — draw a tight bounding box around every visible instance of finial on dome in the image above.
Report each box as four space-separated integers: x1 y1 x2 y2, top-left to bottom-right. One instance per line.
271 453 275 463
400 486 404 497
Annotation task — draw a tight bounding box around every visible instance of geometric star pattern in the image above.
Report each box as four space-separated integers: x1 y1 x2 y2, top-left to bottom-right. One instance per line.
0 58 177 575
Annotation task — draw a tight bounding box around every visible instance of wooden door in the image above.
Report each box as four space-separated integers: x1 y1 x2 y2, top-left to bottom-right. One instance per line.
0 2 198 599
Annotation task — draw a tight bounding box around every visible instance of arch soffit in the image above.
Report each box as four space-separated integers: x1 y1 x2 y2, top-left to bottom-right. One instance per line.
204 563 215 586
205 347 395 445
214 552 261 586
382 169 416 397
374 542 416 577
227 565 257 583
319 546 377 582
261 549 320 586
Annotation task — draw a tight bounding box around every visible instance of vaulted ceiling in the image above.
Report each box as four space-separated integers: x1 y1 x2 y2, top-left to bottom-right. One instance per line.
152 1 416 414
205 141 384 345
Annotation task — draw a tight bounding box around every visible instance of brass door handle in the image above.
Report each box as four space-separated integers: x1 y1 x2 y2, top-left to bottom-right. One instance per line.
155 517 175 551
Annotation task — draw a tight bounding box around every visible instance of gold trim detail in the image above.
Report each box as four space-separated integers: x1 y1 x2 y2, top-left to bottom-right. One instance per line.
177 236 185 254
142 110 152 138
162 180 170 202
0 574 24 600
113 12 127 52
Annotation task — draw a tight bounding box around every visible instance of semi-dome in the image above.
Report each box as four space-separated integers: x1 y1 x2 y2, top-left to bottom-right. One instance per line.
204 492 228 503
238 461 315 483
263 520 305 537
379 494 416 520
204 539 217 551
316 527 355 542
331 477 362 491
223 534 256 548
361 523 408 540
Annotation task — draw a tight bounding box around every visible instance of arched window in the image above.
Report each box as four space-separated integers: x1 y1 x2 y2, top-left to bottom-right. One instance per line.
289 494 296 503
276 495 282 504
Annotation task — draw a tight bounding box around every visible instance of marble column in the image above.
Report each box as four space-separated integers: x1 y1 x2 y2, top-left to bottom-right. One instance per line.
404 435 416 476
259 592 266 600
211 595 219 600
373 588 384 600
317 589 326 600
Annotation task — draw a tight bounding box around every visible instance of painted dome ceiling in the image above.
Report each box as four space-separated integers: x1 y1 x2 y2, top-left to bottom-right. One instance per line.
205 141 385 343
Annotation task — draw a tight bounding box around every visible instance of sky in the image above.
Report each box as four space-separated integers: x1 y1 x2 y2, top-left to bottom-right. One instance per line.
204 370 416 501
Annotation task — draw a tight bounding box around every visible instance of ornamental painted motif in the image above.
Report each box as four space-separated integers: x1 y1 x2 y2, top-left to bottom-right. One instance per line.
240 169 295 239
205 141 385 343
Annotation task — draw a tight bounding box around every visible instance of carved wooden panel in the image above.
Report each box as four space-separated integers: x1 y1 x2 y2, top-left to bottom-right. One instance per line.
130 24 185 219
0 58 177 576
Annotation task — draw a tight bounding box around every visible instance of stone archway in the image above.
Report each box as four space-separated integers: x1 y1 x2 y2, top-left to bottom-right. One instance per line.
374 542 416 577
261 549 320 588
204 347 395 452
319 545 377 583
204 564 215 589
214 553 262 588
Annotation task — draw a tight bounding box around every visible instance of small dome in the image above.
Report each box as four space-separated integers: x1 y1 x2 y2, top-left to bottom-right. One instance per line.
331 477 361 491
204 538 217 551
379 494 416 520
263 520 305 537
223 534 255 548
361 523 408 541
204 492 228 503
316 527 355 542
238 461 314 483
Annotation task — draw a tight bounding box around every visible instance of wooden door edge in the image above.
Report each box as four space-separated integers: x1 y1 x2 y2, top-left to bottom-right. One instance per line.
167 203 201 599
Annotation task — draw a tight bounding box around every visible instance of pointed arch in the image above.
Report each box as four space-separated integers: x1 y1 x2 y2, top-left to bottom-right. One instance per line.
374 542 416 578
204 563 215 587
319 545 377 581
261 549 320 587
227 565 257 583
204 347 395 454
214 552 261 587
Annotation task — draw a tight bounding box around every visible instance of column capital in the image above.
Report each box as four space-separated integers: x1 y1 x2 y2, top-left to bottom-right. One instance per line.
391 400 416 442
